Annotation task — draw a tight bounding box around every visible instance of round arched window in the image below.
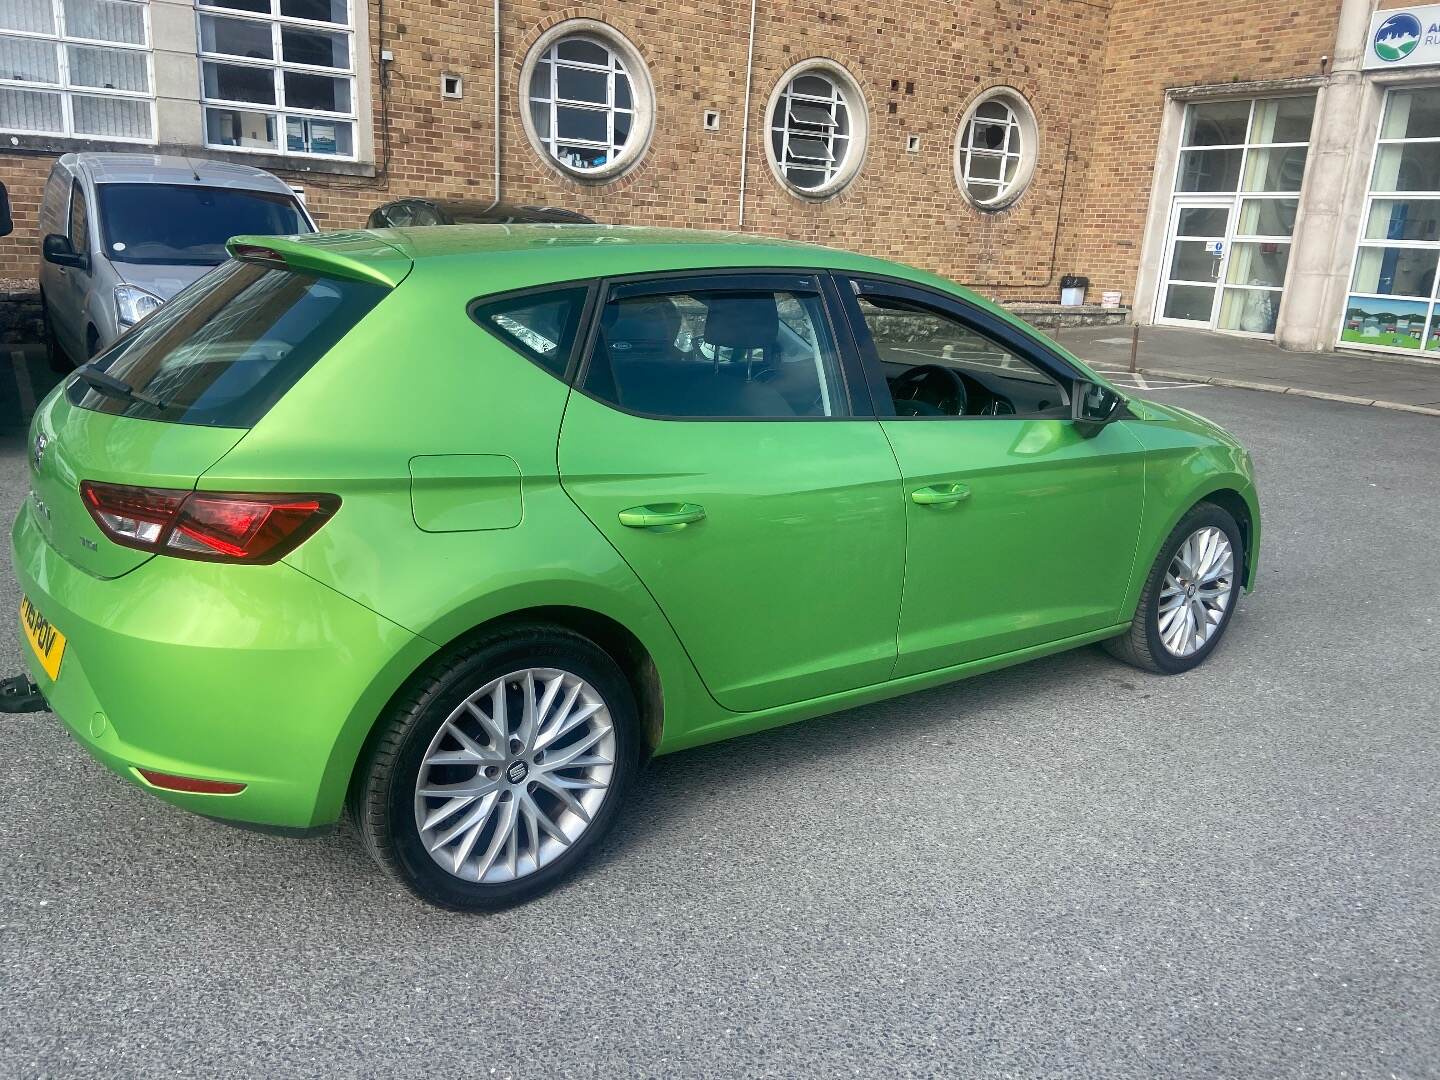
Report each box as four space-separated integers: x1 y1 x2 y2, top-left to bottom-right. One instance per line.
955 89 1039 210
521 21 653 181
765 61 868 198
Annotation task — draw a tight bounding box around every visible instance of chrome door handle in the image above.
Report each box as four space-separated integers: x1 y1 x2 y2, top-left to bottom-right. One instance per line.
617 502 706 529
910 483 971 507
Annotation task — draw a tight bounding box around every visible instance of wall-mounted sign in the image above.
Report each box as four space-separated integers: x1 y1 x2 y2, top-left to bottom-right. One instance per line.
1365 6 1440 69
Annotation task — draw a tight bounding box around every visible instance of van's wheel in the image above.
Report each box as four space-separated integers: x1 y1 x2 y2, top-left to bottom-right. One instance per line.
351 624 638 911
1104 502 1243 674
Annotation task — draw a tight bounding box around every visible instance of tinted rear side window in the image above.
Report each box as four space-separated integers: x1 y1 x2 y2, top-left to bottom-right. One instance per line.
472 286 589 377
70 259 387 428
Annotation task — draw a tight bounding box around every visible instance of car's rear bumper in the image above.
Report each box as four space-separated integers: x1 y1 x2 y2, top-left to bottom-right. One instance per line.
11 497 431 828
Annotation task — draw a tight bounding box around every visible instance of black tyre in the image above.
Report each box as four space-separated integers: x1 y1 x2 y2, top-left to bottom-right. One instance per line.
351 623 639 911
41 296 73 373
1103 501 1244 675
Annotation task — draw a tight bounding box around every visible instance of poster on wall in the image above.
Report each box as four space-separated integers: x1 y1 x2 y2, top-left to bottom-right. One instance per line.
1365 6 1440 69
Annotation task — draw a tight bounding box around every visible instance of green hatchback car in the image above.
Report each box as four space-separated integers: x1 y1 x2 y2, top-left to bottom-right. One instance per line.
12 226 1259 910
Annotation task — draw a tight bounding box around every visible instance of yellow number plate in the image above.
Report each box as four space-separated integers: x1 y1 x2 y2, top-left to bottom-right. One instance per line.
19 596 66 681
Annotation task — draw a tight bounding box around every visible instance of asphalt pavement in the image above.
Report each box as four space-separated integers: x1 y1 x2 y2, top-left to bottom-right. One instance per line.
1 386 1437 1079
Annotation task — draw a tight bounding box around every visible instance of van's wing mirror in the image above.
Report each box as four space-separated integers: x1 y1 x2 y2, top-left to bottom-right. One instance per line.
0 182 12 238
43 232 86 270
1072 379 1124 438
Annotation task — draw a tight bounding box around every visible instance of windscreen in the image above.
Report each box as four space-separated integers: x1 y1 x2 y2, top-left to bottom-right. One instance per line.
97 184 311 266
70 259 387 428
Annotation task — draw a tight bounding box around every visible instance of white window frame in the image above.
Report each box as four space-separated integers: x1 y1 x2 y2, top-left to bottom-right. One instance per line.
954 88 1038 211
764 59 867 200
1154 95 1315 338
195 0 357 161
518 19 653 183
0 0 156 142
1338 85 1440 359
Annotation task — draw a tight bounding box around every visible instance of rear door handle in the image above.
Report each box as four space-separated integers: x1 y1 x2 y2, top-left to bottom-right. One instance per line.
618 502 706 529
910 483 971 507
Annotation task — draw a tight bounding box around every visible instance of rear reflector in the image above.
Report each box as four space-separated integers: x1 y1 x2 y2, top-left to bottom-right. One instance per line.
81 482 339 564
137 769 246 795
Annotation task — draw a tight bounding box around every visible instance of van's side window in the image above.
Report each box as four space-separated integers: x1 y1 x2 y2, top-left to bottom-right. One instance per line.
68 181 89 259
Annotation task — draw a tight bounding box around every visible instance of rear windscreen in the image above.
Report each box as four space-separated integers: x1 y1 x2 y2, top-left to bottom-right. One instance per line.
69 259 387 428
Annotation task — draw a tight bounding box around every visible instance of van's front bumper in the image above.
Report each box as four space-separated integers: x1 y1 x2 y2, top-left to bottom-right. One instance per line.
11 498 431 829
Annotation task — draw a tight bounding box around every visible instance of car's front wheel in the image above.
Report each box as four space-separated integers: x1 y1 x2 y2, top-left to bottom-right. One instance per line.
1104 501 1244 674
351 624 639 911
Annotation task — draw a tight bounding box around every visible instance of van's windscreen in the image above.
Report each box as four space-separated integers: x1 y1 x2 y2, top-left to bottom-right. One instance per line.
69 259 387 428
97 184 310 266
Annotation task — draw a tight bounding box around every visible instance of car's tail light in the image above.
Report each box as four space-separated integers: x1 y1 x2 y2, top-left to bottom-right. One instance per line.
80 481 339 564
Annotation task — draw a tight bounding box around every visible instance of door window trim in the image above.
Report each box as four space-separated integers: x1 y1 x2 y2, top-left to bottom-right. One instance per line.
568 267 874 422
834 273 1079 420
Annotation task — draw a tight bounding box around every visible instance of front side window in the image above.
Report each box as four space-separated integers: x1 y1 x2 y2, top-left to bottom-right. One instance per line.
472 286 589 378
767 63 866 197
97 184 309 265
955 89 1038 209
583 281 848 419
522 23 652 180
67 178 88 254
0 0 154 141
196 0 357 159
854 293 1066 418
72 258 386 426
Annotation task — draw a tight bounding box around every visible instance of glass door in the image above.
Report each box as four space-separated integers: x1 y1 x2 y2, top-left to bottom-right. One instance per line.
1157 198 1232 327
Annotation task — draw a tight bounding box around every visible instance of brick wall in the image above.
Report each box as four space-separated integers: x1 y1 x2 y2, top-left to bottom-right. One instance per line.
0 0 1342 305
1066 0 1343 304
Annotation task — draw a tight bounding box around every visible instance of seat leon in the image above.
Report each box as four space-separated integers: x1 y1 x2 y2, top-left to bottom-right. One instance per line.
11 227 1260 911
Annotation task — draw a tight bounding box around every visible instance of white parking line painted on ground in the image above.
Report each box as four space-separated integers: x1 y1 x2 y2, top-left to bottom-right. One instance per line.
10 349 35 418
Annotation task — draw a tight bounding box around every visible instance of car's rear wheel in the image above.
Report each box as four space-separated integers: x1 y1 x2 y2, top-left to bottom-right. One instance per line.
1104 502 1243 674
351 624 639 911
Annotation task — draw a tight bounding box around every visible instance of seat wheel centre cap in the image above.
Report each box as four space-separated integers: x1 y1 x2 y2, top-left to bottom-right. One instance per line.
506 760 530 785
1185 582 1198 599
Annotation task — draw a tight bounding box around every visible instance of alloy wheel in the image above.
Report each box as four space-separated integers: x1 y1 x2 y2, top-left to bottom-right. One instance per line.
414 667 616 883
1158 526 1235 658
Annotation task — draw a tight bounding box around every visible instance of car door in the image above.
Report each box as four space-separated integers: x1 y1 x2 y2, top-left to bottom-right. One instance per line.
836 274 1148 678
557 271 906 713
55 178 92 361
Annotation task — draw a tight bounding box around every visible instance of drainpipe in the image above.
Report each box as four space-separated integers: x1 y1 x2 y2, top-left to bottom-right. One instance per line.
736 0 758 228
485 0 503 210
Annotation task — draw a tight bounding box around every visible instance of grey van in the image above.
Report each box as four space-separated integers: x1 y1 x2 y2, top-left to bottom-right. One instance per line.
38 153 315 366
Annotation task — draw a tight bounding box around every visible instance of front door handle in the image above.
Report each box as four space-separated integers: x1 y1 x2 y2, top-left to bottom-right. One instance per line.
910 483 971 507
618 502 706 529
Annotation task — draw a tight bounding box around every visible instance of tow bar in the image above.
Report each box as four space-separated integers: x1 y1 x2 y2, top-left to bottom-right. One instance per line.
1 674 47 713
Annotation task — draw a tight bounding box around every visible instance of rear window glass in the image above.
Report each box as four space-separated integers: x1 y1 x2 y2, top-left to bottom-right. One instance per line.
69 259 387 428
471 286 589 377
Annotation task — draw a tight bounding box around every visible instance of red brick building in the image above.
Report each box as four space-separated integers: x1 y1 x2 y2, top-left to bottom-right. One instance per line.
4 0 1438 358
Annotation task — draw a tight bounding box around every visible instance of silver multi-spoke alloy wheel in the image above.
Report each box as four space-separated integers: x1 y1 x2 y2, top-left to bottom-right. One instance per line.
1158 525 1235 658
414 667 616 884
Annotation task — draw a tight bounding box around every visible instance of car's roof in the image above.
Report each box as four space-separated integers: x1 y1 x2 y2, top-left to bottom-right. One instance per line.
229 224 1015 317
62 152 298 195
380 199 596 224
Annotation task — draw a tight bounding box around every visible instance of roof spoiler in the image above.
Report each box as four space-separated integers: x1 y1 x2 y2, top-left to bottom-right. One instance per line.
226 231 412 289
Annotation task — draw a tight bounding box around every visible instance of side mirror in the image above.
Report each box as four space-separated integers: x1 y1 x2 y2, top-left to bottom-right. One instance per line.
1072 379 1124 438
43 232 86 270
0 182 12 237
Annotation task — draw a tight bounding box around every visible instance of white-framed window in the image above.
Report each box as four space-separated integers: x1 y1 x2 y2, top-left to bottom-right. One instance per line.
955 88 1038 210
520 20 652 181
1155 95 1315 336
0 0 154 142
1339 86 1440 357
196 0 356 160
766 60 866 198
